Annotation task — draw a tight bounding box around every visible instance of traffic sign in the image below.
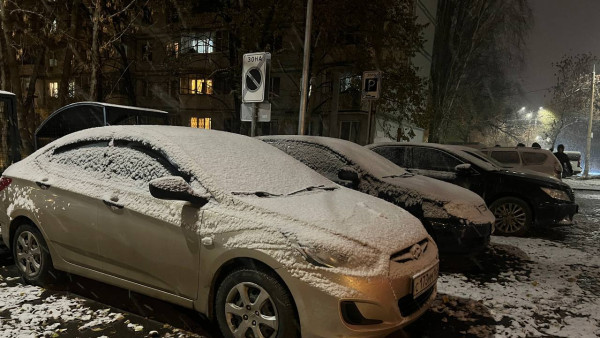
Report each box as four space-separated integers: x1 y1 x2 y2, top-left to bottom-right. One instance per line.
362 71 382 100
242 52 271 103
241 102 271 122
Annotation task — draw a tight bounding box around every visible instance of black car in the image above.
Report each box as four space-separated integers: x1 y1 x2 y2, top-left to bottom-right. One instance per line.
368 142 579 236
260 136 495 254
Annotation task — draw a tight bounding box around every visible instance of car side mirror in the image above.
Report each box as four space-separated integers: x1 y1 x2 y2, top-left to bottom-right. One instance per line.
338 166 360 182
454 163 472 175
149 176 209 207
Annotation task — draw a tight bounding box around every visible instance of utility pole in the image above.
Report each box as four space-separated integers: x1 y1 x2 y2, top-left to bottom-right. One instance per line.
298 0 313 135
584 65 595 178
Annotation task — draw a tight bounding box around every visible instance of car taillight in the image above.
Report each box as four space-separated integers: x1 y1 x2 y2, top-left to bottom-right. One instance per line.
0 177 12 191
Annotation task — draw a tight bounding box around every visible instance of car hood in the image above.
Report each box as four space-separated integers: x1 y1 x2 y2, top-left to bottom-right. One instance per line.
379 174 494 225
495 168 568 189
234 187 429 255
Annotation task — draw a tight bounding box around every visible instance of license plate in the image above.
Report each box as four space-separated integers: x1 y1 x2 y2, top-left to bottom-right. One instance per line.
412 262 439 297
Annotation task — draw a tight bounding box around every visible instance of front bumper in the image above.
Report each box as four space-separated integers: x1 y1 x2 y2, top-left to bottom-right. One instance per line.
282 245 439 337
426 220 492 254
534 201 578 226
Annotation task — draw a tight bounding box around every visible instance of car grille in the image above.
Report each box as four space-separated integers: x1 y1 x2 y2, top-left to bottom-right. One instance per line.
397 285 434 317
390 239 429 263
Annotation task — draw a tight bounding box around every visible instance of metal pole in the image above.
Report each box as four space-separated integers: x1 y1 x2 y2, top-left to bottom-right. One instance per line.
251 103 258 137
366 100 373 144
584 65 595 178
298 0 313 135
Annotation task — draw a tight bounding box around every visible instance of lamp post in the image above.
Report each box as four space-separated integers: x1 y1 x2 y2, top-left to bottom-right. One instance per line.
298 0 313 135
583 65 595 178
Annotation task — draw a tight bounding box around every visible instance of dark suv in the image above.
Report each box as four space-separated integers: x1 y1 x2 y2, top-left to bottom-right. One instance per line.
260 136 495 254
368 143 578 236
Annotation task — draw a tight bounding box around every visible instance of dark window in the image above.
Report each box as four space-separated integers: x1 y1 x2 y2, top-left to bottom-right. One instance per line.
142 41 153 62
373 146 409 167
340 121 360 143
142 6 152 24
490 151 520 164
522 152 547 165
413 148 461 171
267 140 348 181
270 77 281 97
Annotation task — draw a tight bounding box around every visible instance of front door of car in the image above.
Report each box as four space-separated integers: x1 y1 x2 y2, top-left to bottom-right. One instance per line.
37 141 109 270
409 147 462 183
95 141 202 299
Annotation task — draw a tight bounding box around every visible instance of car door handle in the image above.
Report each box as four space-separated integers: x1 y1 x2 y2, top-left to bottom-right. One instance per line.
35 181 51 190
103 199 124 209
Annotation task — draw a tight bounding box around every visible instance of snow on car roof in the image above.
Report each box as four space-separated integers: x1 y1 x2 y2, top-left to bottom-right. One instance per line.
258 135 408 177
38 126 334 196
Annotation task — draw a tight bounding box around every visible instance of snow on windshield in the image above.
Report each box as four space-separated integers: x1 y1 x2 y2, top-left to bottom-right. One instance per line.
261 136 407 178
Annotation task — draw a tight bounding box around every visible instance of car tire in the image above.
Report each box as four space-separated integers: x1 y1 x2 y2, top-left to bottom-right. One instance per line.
215 268 300 338
490 197 532 236
12 223 62 286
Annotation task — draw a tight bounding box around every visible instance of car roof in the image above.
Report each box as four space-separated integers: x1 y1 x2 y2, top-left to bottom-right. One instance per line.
481 146 554 154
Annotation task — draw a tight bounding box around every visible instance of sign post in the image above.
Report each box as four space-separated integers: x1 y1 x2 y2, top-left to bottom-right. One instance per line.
242 52 271 136
362 71 382 144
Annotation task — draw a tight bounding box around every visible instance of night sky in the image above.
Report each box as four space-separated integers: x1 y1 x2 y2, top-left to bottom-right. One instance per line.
521 0 600 108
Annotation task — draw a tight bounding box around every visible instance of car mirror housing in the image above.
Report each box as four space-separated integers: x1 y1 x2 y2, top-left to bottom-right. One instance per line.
338 166 360 182
455 163 472 174
149 176 209 206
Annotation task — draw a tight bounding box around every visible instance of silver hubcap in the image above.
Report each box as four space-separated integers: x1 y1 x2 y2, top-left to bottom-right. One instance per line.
225 282 279 338
16 231 42 277
494 203 527 234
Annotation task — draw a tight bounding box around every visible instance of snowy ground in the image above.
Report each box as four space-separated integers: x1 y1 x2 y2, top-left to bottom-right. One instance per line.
0 191 597 338
564 175 600 191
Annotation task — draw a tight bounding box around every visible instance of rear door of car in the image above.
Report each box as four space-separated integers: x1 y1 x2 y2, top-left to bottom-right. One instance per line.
94 141 202 299
36 141 108 270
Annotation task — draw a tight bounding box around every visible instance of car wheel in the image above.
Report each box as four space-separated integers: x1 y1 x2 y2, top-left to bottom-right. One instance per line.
12 223 61 285
490 197 532 236
215 268 299 338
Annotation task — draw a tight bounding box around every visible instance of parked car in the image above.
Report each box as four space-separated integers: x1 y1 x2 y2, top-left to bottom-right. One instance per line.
564 151 583 175
259 136 494 254
368 143 578 236
480 146 563 180
0 126 439 337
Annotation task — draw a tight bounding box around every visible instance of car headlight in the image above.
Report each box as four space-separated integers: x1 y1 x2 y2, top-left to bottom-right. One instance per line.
540 187 571 201
296 244 350 268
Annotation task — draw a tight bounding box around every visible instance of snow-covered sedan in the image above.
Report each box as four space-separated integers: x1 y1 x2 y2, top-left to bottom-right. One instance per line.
0 126 438 338
259 136 495 254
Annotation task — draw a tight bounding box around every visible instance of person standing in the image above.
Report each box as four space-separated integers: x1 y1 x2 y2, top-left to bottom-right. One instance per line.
554 144 573 177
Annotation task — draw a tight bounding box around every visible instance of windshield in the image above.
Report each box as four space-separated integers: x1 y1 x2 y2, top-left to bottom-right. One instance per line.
462 149 507 168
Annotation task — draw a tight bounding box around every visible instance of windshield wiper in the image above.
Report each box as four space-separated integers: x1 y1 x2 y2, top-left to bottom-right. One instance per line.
382 172 414 179
231 191 282 198
287 185 337 196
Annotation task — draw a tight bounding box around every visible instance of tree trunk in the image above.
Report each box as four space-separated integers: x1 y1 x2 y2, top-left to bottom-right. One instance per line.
90 0 102 101
59 0 82 106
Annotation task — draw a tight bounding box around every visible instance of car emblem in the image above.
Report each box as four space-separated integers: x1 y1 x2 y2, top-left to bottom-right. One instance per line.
410 244 422 260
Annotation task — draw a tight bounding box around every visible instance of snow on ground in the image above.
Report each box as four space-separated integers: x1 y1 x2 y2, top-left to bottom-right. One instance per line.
432 236 600 337
564 176 600 191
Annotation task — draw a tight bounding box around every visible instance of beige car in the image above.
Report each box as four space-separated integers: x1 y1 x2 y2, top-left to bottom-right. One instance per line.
0 126 438 338
481 147 563 180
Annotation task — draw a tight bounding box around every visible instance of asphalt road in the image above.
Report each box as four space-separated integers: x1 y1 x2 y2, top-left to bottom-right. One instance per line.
0 190 597 337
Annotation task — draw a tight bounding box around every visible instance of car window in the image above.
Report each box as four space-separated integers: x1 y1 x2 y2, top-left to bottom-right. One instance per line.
521 152 547 165
268 140 348 181
48 141 110 176
105 142 179 189
413 147 461 171
490 151 520 164
372 146 409 167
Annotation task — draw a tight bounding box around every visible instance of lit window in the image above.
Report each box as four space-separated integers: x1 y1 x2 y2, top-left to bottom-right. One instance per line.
166 41 179 57
180 76 213 95
68 81 75 98
181 33 214 54
49 82 59 98
190 117 211 129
